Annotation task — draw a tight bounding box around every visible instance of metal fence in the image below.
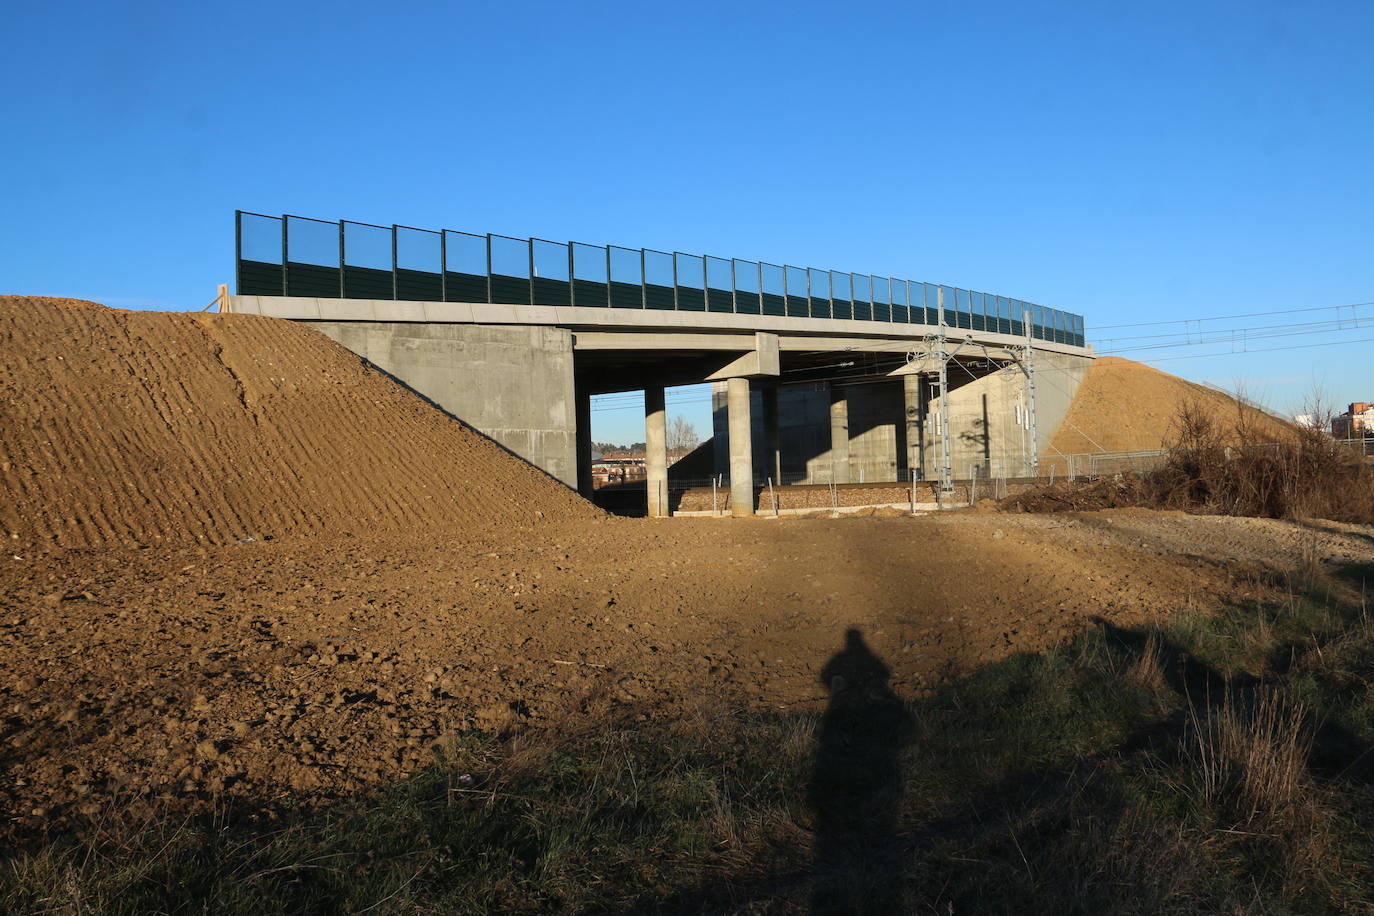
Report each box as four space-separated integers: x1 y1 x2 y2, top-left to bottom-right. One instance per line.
235 211 1088 348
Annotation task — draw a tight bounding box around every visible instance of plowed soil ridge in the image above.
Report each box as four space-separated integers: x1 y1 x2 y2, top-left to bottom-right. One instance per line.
1051 355 1295 455
0 297 597 547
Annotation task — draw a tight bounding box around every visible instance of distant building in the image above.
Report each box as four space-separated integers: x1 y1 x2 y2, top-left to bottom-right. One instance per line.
591 455 646 488
1333 402 1374 439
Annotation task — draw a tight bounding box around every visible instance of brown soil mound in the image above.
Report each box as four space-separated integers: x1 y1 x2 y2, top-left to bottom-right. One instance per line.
1051 356 1294 455
0 297 597 547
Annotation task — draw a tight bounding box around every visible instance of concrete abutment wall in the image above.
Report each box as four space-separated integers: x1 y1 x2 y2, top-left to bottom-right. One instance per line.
304 321 578 488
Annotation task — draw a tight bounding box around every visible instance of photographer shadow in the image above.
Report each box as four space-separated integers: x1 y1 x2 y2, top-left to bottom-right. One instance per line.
808 628 915 914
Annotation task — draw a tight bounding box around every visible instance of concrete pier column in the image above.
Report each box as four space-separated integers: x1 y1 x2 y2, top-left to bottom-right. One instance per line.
645 386 668 518
727 377 754 517
828 384 851 484
762 385 781 486
576 387 593 498
903 374 922 480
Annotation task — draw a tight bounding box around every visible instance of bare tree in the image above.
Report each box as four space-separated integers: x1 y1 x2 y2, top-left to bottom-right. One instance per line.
667 415 700 453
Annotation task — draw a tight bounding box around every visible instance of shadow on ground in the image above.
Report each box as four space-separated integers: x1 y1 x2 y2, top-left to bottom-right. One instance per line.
8 564 1374 914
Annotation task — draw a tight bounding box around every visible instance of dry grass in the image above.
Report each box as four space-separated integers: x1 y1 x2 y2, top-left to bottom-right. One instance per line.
1146 398 1374 524
1182 687 1313 824
1122 633 1168 697
1006 395 1374 524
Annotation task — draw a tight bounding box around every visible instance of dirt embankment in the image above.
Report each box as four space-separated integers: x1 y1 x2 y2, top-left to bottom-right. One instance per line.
0 297 598 548
1051 356 1295 455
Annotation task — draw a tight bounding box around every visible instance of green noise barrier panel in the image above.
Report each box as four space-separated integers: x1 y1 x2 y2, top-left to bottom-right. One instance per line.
236 211 1088 347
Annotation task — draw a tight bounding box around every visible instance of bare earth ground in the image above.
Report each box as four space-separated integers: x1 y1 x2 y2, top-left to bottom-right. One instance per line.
3 297 1371 844
3 510 1371 837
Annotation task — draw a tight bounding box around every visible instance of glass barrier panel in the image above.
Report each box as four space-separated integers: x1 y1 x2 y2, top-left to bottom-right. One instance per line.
237 213 283 295
443 231 488 302
784 266 808 317
871 275 891 322
395 226 441 301
939 285 955 326
761 262 785 316
286 216 342 298
342 221 391 300
911 282 931 325
971 291 987 332
829 269 852 320
609 246 644 308
706 255 733 313
532 239 571 306
953 288 971 329
902 282 915 323
1032 304 1045 340
1011 300 1026 337
489 235 531 305
674 253 706 311
733 259 761 315
992 295 1006 334
1076 313 1086 347
644 249 674 309
572 243 609 308
808 268 831 318
851 273 872 321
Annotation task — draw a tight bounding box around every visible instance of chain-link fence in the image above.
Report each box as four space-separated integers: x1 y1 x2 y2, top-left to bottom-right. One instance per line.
235 211 1087 348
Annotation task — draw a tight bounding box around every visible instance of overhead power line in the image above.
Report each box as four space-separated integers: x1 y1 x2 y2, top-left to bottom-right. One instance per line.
1090 299 1374 331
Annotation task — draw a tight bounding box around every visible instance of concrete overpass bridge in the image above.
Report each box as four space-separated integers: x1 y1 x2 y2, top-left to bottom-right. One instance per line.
225 211 1094 516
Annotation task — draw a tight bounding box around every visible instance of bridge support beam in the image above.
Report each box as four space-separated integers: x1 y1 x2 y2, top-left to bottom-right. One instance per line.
829 384 851 484
762 385 781 487
645 386 667 517
576 388 593 498
727 377 754 517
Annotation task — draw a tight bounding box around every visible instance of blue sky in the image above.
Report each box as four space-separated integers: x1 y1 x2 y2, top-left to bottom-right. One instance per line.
3 0 1371 444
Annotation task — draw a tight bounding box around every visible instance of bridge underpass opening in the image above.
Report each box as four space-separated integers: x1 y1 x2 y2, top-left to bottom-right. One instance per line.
578 348 1045 518
586 384 713 518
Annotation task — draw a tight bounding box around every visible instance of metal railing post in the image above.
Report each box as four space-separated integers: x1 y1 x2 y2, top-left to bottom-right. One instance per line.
234 210 242 296
338 220 346 297
485 234 493 304
281 216 289 296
